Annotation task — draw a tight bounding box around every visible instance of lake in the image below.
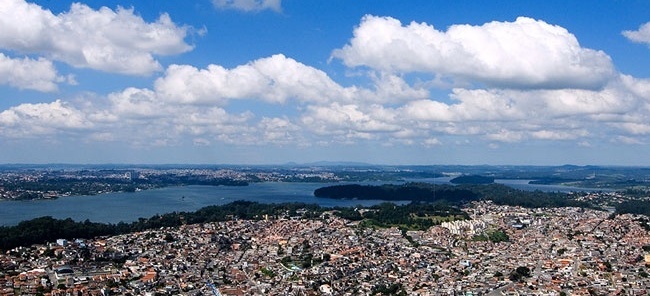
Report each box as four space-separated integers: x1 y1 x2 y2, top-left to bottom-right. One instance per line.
0 182 401 226
0 180 612 226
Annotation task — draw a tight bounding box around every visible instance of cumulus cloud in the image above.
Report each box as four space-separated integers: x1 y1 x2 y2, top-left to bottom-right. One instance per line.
155 54 357 105
333 15 614 90
619 74 650 99
530 129 588 140
258 117 301 145
422 138 441 147
174 107 253 136
485 130 524 143
2 15 650 156
0 54 379 147
213 0 281 12
300 103 402 140
406 84 642 142
0 0 192 75
623 22 650 45
297 102 451 145
0 100 91 137
615 136 644 145
367 72 430 103
3 72 647 149
108 87 165 119
0 53 61 91
280 71 637 146
399 83 637 125
609 122 650 135
99 88 256 145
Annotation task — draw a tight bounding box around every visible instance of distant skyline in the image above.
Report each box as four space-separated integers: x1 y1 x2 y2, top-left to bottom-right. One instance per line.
2 0 650 165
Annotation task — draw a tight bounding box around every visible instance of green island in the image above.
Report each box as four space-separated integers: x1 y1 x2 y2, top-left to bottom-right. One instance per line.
449 175 495 184
313 182 592 208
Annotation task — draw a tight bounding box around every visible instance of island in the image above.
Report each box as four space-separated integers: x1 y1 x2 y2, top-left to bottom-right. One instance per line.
449 175 495 184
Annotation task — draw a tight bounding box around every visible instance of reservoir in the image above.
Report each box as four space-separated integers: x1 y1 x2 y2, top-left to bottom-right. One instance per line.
0 180 611 226
0 182 397 226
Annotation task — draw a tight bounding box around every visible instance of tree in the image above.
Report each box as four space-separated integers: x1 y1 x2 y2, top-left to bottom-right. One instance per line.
515 266 531 277
509 266 531 282
322 253 331 262
604 261 613 272
164 233 175 242
487 229 510 243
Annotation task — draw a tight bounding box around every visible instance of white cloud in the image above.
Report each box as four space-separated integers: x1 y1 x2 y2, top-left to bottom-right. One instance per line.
0 65 643 150
400 99 454 122
611 122 650 135
530 129 588 140
1 45 650 155
400 83 636 125
367 72 430 103
422 138 441 147
0 53 60 91
623 22 650 45
578 141 591 147
193 138 211 146
333 15 614 90
108 87 165 118
155 54 356 105
258 117 301 145
101 87 256 144
301 103 402 139
371 72 650 144
485 130 524 143
399 88 528 123
213 0 281 12
0 100 91 137
619 74 650 100
0 0 192 75
615 136 644 145
177 107 253 134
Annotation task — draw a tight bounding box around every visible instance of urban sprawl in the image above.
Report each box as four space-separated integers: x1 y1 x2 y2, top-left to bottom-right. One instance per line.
2 201 649 296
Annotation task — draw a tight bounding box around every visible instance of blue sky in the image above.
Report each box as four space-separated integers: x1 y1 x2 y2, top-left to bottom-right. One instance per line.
2 0 650 165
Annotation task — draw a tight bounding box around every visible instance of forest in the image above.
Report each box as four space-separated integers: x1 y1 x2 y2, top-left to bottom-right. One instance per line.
615 200 650 217
449 175 495 184
314 183 478 203
334 201 469 231
314 183 592 209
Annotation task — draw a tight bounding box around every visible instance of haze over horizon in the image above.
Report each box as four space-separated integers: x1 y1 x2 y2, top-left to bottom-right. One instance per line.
2 0 650 166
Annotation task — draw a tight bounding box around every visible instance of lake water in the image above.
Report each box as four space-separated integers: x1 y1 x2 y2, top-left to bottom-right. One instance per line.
0 180 612 226
0 182 401 226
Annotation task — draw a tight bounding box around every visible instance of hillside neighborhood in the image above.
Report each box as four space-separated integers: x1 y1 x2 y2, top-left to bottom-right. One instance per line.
1 201 649 295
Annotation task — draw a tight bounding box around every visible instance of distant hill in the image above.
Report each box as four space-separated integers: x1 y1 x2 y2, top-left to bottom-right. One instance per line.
283 161 374 167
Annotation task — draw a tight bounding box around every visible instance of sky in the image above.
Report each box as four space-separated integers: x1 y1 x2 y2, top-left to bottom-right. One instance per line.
1 0 650 165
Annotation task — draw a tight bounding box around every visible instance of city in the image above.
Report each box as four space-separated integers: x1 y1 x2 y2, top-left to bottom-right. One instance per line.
0 166 346 201
1 201 649 295
2 1 650 295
